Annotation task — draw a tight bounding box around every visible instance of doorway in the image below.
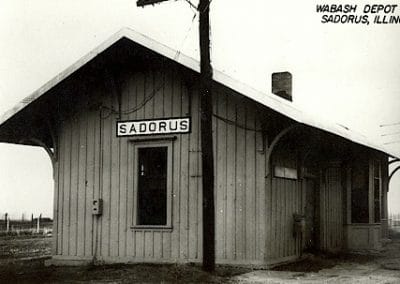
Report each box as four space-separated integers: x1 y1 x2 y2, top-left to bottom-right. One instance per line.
304 177 317 251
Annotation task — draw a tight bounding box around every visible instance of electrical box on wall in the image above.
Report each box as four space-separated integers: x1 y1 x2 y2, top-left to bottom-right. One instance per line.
92 199 103 216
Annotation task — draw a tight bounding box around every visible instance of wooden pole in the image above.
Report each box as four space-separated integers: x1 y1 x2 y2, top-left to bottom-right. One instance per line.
198 0 215 272
37 214 41 234
6 214 9 233
137 0 215 271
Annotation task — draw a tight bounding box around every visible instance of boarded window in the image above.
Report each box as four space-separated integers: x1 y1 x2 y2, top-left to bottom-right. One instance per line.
351 162 369 223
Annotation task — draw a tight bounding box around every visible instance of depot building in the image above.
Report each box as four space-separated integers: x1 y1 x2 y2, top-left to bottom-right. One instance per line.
0 28 397 267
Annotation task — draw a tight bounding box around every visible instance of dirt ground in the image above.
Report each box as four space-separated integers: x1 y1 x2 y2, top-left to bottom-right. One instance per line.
234 230 400 283
1 232 400 283
0 235 249 283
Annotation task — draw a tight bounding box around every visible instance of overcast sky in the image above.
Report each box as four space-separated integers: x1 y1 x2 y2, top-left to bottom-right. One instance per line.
0 0 399 218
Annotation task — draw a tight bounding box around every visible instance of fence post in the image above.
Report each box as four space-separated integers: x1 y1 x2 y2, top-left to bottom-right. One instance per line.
36 215 40 234
6 215 9 233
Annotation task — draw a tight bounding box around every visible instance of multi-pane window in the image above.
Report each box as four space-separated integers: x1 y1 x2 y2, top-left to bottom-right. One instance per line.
272 137 298 180
373 160 381 223
351 162 369 223
137 147 168 225
132 141 172 228
350 158 382 224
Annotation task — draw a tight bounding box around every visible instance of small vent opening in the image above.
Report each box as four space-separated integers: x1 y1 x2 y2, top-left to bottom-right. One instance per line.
272 72 292 101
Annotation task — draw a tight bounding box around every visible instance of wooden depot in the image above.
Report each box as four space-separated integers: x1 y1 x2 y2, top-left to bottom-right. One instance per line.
0 28 397 267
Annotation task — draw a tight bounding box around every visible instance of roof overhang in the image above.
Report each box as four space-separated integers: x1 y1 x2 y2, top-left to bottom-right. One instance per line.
0 27 398 158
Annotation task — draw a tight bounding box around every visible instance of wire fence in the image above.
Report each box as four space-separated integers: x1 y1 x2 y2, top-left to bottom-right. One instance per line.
389 213 400 234
0 214 52 236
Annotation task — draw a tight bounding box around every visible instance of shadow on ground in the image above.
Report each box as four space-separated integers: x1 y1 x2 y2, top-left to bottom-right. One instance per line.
234 230 400 283
2 232 400 283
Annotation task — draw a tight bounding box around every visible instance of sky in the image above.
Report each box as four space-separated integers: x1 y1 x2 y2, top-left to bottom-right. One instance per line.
0 0 399 218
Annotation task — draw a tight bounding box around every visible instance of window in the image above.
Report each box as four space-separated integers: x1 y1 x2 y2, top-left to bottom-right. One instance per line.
350 158 383 224
132 140 173 229
351 162 369 223
373 160 381 223
272 137 298 180
274 166 298 180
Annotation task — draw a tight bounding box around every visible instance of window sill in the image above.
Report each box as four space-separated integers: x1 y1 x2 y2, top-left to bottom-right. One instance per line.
131 225 173 232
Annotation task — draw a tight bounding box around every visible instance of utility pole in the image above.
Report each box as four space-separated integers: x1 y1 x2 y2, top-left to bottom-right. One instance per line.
197 0 215 272
136 0 215 271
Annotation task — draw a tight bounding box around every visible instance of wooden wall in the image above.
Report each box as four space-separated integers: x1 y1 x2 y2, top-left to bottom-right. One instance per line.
54 64 204 262
53 63 272 264
265 139 304 262
319 165 344 252
212 88 266 263
52 58 349 265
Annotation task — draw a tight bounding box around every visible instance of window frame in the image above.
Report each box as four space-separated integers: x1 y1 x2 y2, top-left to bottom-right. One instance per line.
371 159 382 224
273 165 298 180
349 156 383 225
130 138 174 230
350 159 370 224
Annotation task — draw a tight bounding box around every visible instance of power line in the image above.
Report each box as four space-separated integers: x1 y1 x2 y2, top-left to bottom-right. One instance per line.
173 11 198 61
212 113 262 132
100 79 165 119
381 131 400 137
184 0 197 11
383 140 400 145
380 121 400 127
101 10 199 120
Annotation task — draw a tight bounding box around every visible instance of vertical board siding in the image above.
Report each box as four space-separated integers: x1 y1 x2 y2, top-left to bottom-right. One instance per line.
56 63 269 264
225 95 236 260
266 147 304 262
256 118 266 261
56 64 202 262
62 121 71 256
57 108 98 257
213 90 266 263
77 113 87 256
320 166 343 252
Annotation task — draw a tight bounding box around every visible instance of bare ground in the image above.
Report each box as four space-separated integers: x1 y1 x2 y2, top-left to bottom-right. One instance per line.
1 233 400 283
234 230 400 283
0 235 249 283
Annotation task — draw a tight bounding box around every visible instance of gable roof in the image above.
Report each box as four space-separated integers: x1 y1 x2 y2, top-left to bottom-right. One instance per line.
0 27 397 158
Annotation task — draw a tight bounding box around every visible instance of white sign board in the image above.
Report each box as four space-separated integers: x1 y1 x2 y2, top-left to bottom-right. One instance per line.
117 117 191 137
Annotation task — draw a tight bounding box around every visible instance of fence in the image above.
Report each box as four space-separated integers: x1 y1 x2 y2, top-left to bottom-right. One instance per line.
389 213 400 234
0 214 53 236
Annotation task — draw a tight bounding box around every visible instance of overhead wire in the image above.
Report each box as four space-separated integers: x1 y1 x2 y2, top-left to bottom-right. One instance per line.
383 140 400 145
101 0 259 133
381 131 400 137
173 5 198 61
101 5 198 120
212 113 262 132
380 121 400 127
185 0 198 12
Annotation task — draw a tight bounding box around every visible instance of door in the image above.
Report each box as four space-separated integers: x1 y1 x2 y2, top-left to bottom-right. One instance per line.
304 178 316 251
